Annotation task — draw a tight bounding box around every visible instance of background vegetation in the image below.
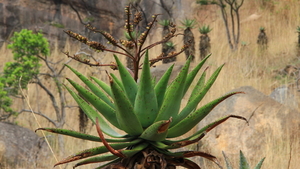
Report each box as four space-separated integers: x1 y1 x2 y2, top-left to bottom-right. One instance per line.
0 0 299 168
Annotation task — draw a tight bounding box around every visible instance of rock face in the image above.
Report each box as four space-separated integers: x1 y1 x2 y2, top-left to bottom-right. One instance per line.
150 61 185 81
0 0 193 50
0 0 128 49
197 86 300 168
0 122 50 168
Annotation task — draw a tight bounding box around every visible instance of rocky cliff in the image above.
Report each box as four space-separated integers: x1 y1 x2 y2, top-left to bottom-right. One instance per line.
0 0 194 50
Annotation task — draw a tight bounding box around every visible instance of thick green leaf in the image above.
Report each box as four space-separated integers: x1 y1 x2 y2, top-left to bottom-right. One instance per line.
155 58 191 122
110 76 143 136
239 151 251 169
172 64 225 126
155 148 217 162
139 118 171 141
167 92 243 138
110 73 125 91
66 65 114 108
73 154 118 168
188 68 207 103
162 115 248 149
154 64 174 109
36 128 132 142
120 142 149 157
77 142 148 169
54 139 142 167
91 76 113 97
67 78 120 129
114 55 137 105
94 158 121 169
64 85 123 138
149 141 171 149
222 151 233 169
182 53 211 96
254 157 266 169
134 50 158 127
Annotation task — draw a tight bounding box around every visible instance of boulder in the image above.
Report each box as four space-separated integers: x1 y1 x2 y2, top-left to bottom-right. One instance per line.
0 122 50 168
269 86 298 109
150 62 185 82
196 86 300 168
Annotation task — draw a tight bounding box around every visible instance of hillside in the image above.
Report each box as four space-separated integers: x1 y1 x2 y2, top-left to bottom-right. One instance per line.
0 0 300 168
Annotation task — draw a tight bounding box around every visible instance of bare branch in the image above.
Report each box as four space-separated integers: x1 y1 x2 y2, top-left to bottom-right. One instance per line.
19 109 57 127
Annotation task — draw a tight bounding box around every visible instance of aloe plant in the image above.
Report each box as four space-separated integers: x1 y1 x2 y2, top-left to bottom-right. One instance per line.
222 151 265 169
36 5 247 169
158 19 177 64
257 27 268 50
181 19 196 61
199 25 212 60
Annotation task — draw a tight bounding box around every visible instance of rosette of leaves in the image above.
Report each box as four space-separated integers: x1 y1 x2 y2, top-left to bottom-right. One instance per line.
36 53 246 168
36 5 247 169
222 151 265 169
162 41 176 63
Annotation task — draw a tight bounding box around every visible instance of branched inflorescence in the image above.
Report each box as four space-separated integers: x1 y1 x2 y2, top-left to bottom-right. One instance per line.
64 4 184 81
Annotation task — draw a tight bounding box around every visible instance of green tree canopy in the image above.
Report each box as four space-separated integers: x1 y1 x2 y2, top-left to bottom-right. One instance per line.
3 29 49 95
0 29 49 121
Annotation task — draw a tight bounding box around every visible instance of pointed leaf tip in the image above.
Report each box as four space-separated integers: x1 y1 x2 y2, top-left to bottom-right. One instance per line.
158 117 172 133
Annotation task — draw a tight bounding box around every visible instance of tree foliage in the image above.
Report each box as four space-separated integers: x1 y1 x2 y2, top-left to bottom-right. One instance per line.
4 29 49 95
0 29 49 121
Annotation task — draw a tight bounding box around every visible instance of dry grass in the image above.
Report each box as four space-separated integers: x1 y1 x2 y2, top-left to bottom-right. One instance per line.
1 0 300 168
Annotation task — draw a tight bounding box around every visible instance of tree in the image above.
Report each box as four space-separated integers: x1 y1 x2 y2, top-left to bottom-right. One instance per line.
4 29 48 95
257 27 268 51
197 0 244 50
0 29 48 120
199 25 212 60
0 80 15 120
158 19 177 63
3 29 69 127
37 5 248 169
1 29 72 152
181 19 196 61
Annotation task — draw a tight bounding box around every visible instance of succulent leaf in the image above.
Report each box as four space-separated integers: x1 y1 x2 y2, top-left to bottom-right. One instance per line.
73 154 118 168
113 55 137 105
110 73 125 91
155 57 191 122
199 25 212 34
188 67 207 103
36 128 132 142
66 78 120 129
110 75 143 136
73 143 149 168
139 118 172 141
239 150 251 169
167 92 243 138
54 139 141 166
222 151 234 169
134 50 158 127
66 65 114 108
254 157 266 169
91 76 113 97
64 85 123 138
183 53 211 95
154 64 174 109
94 158 121 169
172 64 225 126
